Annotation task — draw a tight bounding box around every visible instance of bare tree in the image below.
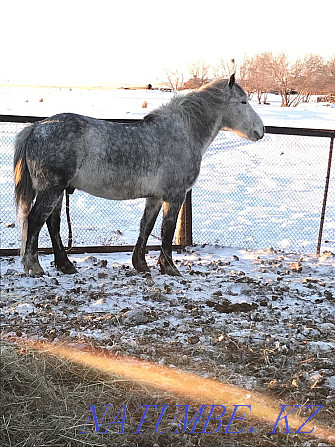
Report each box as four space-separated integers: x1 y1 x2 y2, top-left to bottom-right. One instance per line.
189 60 210 83
162 67 185 93
239 56 254 99
291 54 327 106
325 55 335 94
239 53 273 104
183 60 210 89
213 58 236 79
270 53 299 107
238 52 332 106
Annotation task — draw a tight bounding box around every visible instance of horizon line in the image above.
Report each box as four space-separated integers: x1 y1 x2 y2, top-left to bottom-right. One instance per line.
0 81 161 90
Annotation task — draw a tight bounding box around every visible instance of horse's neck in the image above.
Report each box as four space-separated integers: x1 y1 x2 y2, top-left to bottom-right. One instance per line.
192 101 225 155
178 92 226 155
200 114 224 155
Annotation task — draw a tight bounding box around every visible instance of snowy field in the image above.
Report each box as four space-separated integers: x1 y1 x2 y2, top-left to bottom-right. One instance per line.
1 86 335 253
0 84 334 127
1 85 335 446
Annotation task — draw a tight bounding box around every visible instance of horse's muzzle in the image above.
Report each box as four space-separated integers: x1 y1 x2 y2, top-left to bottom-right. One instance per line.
254 127 265 141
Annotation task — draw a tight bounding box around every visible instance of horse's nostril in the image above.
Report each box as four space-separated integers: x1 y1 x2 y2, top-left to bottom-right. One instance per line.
254 128 264 140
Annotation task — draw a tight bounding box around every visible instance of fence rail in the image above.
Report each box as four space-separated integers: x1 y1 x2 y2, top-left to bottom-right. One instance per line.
1 115 334 256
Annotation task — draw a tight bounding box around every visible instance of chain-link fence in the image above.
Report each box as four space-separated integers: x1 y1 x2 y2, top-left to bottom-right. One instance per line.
1 117 334 254
192 128 334 253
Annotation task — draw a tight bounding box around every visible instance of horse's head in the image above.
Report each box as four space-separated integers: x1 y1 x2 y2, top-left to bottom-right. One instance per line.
222 74 264 141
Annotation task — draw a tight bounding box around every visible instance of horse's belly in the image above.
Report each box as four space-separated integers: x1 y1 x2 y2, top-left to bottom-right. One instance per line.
71 180 138 200
70 174 160 200
83 187 136 200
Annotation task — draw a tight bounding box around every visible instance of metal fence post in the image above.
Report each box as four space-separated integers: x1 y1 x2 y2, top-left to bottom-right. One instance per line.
316 137 334 255
176 190 193 246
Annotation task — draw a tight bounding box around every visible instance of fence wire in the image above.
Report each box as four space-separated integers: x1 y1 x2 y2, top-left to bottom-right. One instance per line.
193 131 334 253
1 120 334 254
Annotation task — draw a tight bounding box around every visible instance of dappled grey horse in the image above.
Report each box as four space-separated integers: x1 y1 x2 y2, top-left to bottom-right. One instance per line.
14 74 264 276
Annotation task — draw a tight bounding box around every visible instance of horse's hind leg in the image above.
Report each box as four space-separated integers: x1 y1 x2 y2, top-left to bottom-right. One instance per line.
22 188 65 276
158 194 185 276
46 194 77 274
132 197 162 273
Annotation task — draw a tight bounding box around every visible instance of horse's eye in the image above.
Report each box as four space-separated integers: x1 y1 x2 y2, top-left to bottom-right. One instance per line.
241 100 247 104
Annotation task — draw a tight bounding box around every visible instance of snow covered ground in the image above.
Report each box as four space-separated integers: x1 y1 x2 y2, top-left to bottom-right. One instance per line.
1 245 335 393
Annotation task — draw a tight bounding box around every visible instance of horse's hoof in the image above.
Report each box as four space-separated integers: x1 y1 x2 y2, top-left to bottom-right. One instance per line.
59 264 78 274
26 268 45 277
133 260 150 273
23 264 45 276
136 265 151 274
160 264 182 276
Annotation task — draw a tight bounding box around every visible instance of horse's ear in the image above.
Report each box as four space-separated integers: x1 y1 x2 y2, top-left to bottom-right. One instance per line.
228 73 235 89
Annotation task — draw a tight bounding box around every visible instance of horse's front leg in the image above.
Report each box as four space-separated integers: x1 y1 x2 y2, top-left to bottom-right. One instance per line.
132 197 162 273
158 195 185 276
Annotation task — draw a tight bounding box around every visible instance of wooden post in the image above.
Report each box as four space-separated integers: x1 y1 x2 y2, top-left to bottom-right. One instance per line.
316 137 333 255
176 190 193 246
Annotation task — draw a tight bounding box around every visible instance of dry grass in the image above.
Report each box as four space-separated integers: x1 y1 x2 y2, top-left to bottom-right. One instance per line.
1 340 333 447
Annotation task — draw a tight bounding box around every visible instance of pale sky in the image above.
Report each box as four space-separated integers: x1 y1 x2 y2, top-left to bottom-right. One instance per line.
1 0 334 86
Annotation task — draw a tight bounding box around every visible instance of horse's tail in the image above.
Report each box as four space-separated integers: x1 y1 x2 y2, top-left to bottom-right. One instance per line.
14 125 36 255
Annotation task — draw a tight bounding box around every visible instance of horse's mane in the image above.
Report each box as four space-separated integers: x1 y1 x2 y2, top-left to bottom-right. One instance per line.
144 78 229 143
